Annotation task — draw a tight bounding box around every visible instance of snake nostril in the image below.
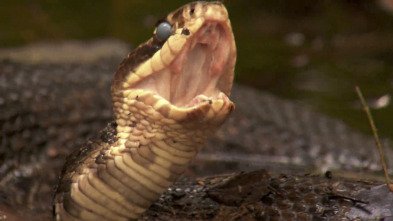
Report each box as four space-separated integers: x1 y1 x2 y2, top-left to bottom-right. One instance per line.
181 28 190 36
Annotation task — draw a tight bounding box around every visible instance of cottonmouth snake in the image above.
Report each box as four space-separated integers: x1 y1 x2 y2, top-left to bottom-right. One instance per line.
54 2 236 220
1 1 393 220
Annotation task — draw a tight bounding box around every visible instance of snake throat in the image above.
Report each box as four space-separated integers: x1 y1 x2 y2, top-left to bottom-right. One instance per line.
54 1 236 220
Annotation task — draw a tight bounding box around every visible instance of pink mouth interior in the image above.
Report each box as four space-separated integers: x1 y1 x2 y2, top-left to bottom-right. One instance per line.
135 21 232 108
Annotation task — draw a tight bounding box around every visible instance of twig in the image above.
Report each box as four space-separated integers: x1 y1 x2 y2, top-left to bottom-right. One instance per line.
355 86 393 192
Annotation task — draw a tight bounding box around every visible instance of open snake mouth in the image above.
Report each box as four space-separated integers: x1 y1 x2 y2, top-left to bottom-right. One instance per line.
167 22 232 108
111 2 236 121
134 21 233 108
129 19 236 109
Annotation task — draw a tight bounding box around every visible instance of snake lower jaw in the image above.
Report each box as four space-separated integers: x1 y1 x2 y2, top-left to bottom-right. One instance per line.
179 92 235 124
186 92 234 117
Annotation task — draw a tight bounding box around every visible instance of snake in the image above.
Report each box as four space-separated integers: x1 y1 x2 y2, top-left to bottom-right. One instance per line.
1 1 393 220
54 2 236 220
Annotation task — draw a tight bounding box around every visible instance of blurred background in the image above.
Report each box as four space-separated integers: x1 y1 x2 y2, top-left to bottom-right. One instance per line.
1 0 393 139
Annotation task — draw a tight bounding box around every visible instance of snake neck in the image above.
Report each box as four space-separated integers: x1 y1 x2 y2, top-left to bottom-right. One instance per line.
111 89 230 155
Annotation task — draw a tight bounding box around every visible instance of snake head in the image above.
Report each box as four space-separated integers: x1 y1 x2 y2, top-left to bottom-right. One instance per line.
112 1 236 127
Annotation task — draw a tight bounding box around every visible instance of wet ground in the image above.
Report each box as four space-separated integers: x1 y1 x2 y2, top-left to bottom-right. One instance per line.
1 56 392 220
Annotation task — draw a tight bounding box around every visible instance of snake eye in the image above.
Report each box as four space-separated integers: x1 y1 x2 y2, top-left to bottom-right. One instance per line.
156 21 172 41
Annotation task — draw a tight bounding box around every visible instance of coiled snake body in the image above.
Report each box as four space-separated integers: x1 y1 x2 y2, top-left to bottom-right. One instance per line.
54 2 236 220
